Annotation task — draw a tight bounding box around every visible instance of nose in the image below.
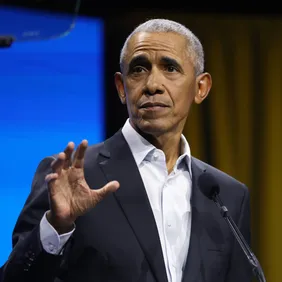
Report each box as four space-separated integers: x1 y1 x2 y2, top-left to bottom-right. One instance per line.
143 68 165 96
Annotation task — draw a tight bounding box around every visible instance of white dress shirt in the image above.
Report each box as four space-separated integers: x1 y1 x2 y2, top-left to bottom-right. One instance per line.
40 118 192 282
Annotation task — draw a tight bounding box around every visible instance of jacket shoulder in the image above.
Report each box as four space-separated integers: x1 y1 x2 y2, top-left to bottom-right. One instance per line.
192 157 249 196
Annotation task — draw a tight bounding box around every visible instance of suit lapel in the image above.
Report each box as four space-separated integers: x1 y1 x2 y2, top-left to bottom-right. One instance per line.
182 157 208 282
98 130 168 282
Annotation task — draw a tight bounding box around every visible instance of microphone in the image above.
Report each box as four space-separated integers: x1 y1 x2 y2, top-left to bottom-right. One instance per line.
198 172 266 282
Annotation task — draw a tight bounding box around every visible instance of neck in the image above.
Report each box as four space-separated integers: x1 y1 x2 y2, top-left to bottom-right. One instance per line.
129 119 186 173
142 130 183 173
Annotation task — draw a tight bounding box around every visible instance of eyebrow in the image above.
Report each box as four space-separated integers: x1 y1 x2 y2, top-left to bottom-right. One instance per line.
128 55 150 71
160 56 182 70
127 55 183 72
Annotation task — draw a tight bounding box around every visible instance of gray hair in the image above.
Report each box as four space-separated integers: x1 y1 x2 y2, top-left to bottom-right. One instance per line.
119 18 204 75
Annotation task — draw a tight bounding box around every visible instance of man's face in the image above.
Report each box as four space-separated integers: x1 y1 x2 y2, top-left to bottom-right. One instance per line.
115 31 209 136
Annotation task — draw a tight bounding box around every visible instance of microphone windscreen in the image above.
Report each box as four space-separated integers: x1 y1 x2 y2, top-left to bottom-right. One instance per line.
198 172 220 199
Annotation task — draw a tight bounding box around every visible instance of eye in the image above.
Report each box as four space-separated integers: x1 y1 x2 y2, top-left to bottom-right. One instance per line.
165 65 178 72
132 66 146 73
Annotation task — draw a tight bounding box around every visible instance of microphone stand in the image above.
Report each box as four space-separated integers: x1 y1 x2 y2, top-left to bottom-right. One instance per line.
212 193 266 282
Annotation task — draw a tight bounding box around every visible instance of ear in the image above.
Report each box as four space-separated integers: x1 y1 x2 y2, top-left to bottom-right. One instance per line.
114 72 126 104
194 72 212 104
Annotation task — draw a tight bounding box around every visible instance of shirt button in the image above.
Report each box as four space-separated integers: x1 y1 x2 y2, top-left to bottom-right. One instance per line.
49 243 54 252
167 223 171 227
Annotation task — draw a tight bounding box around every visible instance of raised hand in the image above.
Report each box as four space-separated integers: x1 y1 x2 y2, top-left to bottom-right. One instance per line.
45 140 120 233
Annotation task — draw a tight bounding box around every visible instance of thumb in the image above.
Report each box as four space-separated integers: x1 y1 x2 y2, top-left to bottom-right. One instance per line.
91 180 120 202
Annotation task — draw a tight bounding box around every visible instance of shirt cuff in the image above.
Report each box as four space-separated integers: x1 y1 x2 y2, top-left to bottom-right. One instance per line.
39 211 75 255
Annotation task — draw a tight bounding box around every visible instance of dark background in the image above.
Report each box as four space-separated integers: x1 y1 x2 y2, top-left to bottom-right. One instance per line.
1 2 281 281
4 1 281 137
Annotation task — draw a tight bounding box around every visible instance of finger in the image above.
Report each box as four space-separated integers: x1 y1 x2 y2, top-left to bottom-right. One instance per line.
73 139 88 168
45 173 59 186
51 152 66 174
92 181 120 203
63 141 75 169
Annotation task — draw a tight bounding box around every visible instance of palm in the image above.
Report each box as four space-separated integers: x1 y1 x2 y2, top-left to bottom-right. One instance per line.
49 167 91 221
46 140 119 228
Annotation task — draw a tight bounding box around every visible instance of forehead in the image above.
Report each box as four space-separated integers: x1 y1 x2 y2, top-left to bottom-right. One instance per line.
125 32 189 63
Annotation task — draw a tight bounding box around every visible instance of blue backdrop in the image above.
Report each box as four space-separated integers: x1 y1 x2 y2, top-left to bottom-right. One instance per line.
0 10 104 266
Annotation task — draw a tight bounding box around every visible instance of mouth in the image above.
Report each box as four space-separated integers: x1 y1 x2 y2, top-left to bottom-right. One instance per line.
139 102 169 110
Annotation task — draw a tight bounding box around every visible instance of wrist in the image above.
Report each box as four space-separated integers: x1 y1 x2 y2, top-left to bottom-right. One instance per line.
46 211 75 234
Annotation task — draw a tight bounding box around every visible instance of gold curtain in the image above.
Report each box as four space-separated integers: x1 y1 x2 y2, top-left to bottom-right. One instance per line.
183 15 282 282
121 12 281 281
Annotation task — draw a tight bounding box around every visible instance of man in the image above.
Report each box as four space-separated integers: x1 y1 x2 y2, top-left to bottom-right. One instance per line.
1 18 252 281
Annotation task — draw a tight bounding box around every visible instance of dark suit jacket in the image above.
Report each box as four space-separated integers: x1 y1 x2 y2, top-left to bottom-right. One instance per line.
1 130 252 282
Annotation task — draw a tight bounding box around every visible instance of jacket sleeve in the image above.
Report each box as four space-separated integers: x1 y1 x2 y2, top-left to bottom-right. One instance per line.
225 185 253 282
1 156 69 282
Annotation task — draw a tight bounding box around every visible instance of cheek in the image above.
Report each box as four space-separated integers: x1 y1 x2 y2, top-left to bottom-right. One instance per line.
171 91 195 116
124 93 141 116
124 83 142 107
168 77 196 101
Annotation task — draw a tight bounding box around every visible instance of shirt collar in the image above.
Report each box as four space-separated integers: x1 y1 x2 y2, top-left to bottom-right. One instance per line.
122 119 155 166
121 118 192 175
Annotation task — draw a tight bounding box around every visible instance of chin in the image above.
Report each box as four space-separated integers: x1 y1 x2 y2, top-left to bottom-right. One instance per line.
136 118 170 136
